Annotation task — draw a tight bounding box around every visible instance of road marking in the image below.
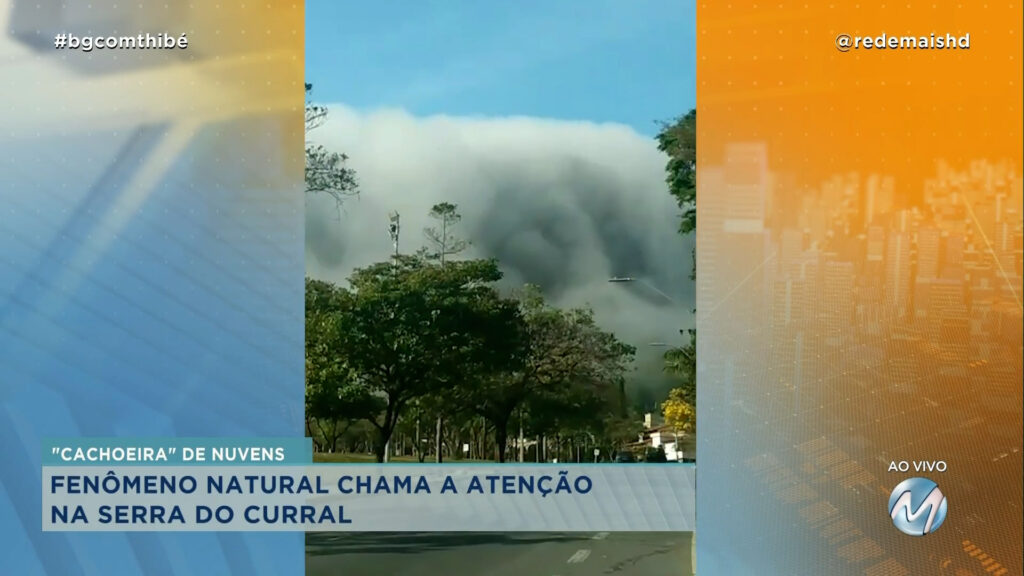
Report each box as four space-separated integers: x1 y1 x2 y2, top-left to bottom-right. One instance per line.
567 549 591 564
592 532 609 540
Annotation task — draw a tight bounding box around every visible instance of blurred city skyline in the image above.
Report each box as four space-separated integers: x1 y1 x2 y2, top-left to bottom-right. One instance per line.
699 140 1022 576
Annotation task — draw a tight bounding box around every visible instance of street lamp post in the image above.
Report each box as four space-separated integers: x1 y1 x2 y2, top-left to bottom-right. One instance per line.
608 276 678 306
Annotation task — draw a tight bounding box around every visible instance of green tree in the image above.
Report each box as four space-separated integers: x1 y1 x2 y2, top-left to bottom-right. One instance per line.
333 256 524 462
645 445 668 463
305 83 358 206
305 279 383 451
602 416 643 453
656 110 697 236
420 202 473 462
423 202 470 264
657 110 698 410
663 328 696 407
524 379 619 462
465 285 635 463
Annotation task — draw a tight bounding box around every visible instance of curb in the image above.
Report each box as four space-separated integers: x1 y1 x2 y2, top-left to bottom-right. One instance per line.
689 532 697 575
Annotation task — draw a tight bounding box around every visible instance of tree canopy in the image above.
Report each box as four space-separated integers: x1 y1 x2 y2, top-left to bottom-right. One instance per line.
305 83 358 206
461 285 635 462
305 256 636 463
656 110 697 236
314 256 526 462
663 328 696 407
305 279 383 451
658 109 698 417
661 386 695 435
423 202 470 264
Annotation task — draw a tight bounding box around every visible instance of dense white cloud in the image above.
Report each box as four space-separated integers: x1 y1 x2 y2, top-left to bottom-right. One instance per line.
306 106 693 379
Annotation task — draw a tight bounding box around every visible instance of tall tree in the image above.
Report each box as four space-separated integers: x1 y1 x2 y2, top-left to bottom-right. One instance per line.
305 278 383 451
423 202 470 265
333 256 524 462
657 110 698 409
656 110 697 236
464 285 635 462
601 416 644 456
663 328 696 406
305 83 358 206
421 202 471 462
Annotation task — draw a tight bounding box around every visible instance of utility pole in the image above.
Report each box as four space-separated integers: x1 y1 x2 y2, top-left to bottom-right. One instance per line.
435 215 446 463
435 414 443 463
518 409 524 463
415 404 421 461
385 211 400 464
389 211 400 259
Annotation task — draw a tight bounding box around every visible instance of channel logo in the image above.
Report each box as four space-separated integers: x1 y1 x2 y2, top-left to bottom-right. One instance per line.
888 477 948 536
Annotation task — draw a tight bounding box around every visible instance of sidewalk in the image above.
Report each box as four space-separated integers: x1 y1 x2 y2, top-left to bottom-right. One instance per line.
689 532 696 575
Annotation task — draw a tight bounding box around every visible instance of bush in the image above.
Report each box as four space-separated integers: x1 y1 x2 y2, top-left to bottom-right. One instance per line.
644 446 667 463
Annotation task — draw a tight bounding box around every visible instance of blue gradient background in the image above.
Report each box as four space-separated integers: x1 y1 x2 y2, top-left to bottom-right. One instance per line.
0 1 305 574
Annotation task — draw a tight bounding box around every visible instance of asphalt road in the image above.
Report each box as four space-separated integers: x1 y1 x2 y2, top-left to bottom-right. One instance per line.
306 532 694 576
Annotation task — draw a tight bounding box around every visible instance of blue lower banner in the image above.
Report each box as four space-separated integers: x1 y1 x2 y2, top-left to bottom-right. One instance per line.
41 439 695 532
43 465 695 532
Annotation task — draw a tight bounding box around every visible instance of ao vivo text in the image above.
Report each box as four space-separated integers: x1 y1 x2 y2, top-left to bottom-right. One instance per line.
887 460 947 473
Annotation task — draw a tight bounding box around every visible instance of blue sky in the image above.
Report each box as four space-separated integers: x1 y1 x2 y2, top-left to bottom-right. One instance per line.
305 0 696 136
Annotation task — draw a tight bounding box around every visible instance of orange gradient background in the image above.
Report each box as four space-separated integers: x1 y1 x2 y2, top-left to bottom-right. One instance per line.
698 3 1021 180
697 3 1021 575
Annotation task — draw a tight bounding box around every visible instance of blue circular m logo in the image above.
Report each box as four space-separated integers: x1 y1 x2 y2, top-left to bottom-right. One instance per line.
889 477 948 536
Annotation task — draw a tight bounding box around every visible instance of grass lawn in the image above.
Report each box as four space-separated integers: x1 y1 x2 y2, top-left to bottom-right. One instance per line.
313 452 495 463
